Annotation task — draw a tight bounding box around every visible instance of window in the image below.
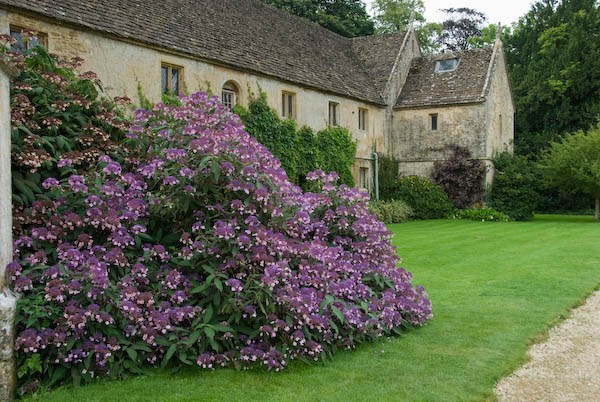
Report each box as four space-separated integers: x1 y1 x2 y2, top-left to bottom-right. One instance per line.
281 91 295 118
329 102 339 126
435 58 460 73
10 26 47 52
161 63 183 95
359 167 368 189
430 114 438 131
221 81 239 110
358 108 368 131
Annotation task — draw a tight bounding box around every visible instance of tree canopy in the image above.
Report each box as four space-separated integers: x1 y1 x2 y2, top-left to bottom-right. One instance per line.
505 0 600 156
437 8 487 52
538 125 600 219
262 0 375 37
372 0 442 54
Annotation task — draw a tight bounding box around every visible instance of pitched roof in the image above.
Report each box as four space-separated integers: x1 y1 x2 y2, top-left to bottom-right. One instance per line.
395 48 495 109
0 0 404 105
351 32 407 97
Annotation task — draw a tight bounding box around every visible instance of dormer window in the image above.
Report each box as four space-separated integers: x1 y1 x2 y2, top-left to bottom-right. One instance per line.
435 58 460 73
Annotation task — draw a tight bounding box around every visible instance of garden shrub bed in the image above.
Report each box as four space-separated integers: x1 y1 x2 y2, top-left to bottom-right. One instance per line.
5 41 432 396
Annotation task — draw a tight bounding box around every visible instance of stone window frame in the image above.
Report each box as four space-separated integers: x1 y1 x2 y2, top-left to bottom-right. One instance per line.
435 58 460 73
281 91 296 119
9 25 48 52
430 113 438 131
328 101 340 126
359 166 369 189
161 62 183 96
358 107 368 131
222 81 240 110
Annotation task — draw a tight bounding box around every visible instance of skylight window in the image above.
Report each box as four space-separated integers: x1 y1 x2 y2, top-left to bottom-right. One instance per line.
435 58 460 73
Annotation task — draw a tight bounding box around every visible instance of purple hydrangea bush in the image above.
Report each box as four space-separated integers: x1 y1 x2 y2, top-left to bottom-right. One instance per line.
8 92 432 393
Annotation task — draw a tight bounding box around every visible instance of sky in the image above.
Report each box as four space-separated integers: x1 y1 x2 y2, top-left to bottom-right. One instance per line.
365 0 535 27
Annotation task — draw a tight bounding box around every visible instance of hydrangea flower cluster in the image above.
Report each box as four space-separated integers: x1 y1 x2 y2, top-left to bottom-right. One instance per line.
8 92 431 393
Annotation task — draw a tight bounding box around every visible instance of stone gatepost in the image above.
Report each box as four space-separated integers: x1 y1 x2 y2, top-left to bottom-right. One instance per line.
0 57 18 402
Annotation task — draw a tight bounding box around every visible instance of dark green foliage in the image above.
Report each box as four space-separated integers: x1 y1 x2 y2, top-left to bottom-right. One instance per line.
488 152 538 221
316 126 357 187
383 176 453 219
378 154 399 199
368 200 414 223
296 126 319 189
506 0 600 156
451 207 511 222
537 126 600 219
237 92 299 180
236 93 356 190
261 0 374 37
431 145 485 209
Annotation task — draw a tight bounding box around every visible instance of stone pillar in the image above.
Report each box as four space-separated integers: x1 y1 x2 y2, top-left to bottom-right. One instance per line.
0 57 18 402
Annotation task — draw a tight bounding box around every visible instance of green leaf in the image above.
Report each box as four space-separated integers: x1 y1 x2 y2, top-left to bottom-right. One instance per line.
331 305 345 323
185 330 202 346
126 348 137 362
204 326 216 340
162 344 177 368
203 305 214 323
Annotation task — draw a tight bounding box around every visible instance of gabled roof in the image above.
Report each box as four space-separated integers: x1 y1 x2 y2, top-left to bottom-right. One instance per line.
351 32 407 98
0 0 406 105
395 48 495 109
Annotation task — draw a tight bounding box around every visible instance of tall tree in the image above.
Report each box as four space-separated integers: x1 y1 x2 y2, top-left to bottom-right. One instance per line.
262 0 374 37
468 23 511 48
372 0 442 54
505 0 600 156
437 8 487 52
538 126 600 220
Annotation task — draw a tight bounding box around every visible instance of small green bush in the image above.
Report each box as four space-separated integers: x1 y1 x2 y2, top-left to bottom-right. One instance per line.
488 152 538 221
384 176 453 219
451 207 511 222
369 200 414 223
315 126 356 187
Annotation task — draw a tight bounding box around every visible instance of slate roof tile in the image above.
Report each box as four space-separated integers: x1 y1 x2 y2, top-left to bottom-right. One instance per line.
396 48 494 109
0 0 390 104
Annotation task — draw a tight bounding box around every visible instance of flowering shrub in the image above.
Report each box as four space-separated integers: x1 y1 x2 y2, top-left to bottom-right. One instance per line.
8 92 432 394
0 30 128 219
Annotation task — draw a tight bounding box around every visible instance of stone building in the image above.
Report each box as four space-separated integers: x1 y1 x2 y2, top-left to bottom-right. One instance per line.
0 0 513 190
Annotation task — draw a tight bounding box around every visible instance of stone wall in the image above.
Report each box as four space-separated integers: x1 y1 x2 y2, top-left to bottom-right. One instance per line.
392 103 489 178
382 29 421 157
390 43 514 184
0 10 386 164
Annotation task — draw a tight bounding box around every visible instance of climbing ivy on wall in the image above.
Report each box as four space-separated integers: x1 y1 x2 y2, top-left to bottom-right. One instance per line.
235 92 356 189
316 126 356 187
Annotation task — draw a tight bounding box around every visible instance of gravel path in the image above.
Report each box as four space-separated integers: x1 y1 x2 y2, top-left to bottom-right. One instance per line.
495 291 600 402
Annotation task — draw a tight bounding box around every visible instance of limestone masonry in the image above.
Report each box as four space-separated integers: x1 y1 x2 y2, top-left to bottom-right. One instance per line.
0 0 514 190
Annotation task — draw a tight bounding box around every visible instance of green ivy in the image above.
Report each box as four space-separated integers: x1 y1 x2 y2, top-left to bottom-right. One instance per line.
236 92 356 190
316 126 356 187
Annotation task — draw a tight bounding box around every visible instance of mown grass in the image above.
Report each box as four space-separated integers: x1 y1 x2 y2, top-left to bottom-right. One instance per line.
27 215 600 401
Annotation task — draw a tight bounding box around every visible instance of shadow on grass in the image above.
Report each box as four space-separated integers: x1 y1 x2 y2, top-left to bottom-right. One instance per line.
533 214 597 224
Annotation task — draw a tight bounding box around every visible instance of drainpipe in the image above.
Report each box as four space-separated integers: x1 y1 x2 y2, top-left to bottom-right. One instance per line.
373 151 379 201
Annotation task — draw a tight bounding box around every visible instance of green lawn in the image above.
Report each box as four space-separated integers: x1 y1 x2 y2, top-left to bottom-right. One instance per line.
27 215 600 402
